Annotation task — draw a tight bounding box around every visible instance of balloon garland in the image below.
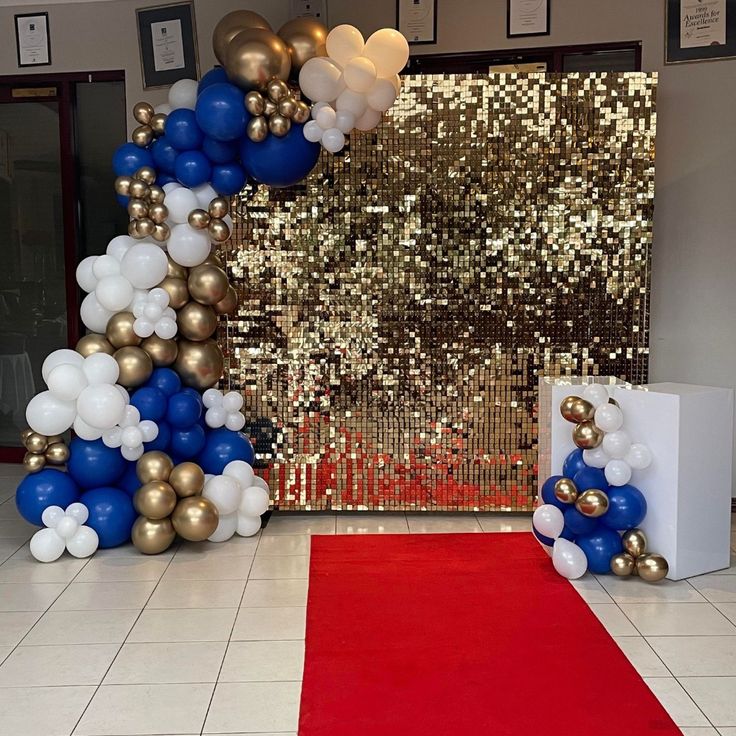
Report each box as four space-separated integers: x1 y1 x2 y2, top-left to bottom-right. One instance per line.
14 12 409 562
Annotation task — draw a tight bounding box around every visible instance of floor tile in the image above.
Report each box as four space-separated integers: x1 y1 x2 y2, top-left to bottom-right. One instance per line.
588 603 639 636
648 636 736 676
569 575 612 604
0 610 42 646
249 555 308 580
128 608 237 643
643 677 710 727
219 640 304 682
203 681 301 734
22 609 139 645
679 728 719 735
597 576 706 604
718 728 736 735
0 500 23 520
94 543 177 560
613 636 670 677
0 555 88 583
406 513 483 533
231 606 306 641
716 602 736 625
74 556 169 583
163 554 254 581
0 519 35 537
175 534 260 557
147 578 245 609
336 513 409 534
0 685 94 736
0 642 118 686
689 574 736 603
262 514 335 536
256 534 310 556
242 579 308 608
0 646 10 664
476 514 531 532
620 603 736 636
51 581 156 611
0 582 65 611
75 683 214 735
679 677 736 726
0 540 26 563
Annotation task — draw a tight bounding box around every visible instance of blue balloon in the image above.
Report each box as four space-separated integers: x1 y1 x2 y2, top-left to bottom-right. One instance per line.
165 108 204 151
563 506 599 536
80 487 137 548
562 448 587 479
577 527 624 574
179 387 202 400
211 163 246 195
167 391 202 428
67 438 127 490
147 368 181 398
241 122 320 188
573 466 608 492
171 424 206 458
157 172 177 185
195 83 248 142
560 525 577 542
202 136 239 164
113 142 154 176
145 420 171 452
116 194 129 207
199 427 255 474
540 475 569 511
15 469 80 526
533 527 554 547
131 386 168 421
118 463 141 497
175 150 212 187
601 484 648 530
198 66 228 93
151 136 178 174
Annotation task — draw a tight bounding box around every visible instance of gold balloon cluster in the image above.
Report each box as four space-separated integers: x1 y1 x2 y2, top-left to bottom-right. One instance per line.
560 395 603 449
187 197 232 244
552 477 609 518
115 166 169 243
131 101 168 149
244 79 310 143
611 528 669 582
20 429 69 473
131 452 219 554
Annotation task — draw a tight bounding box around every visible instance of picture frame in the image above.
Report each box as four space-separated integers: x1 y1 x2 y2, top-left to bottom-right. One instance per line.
14 13 51 67
136 1 199 90
666 0 736 64
507 0 550 38
396 0 438 45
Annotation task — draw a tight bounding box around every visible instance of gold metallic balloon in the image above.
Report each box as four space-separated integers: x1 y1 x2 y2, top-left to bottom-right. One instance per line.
76 333 115 357
174 339 225 389
245 90 265 115
266 78 289 102
136 218 156 237
225 28 292 92
188 264 229 305
114 346 153 387
560 395 595 423
208 197 229 218
45 442 69 465
572 420 604 449
148 184 165 204
20 428 33 444
128 179 149 199
149 113 167 136
135 166 157 184
637 553 669 582
128 221 141 238
277 17 328 75
171 496 219 541
264 99 277 116
169 462 205 498
148 203 168 224
553 477 578 504
268 113 291 137
131 516 176 554
247 115 268 142
152 223 170 243
575 489 609 517
141 335 179 367
106 312 142 349
214 285 238 315
23 452 46 473
622 528 647 558
24 432 48 454
137 451 174 484
114 175 132 196
133 101 154 125
212 10 273 66
159 276 190 310
278 95 298 118
292 100 310 124
611 552 636 576
127 198 149 219
188 209 211 229
178 301 218 341
134 480 177 519
208 219 231 243
167 257 188 280
202 253 224 268
132 125 153 147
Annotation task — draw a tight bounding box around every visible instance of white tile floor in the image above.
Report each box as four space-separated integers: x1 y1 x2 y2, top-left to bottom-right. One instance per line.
0 462 735 735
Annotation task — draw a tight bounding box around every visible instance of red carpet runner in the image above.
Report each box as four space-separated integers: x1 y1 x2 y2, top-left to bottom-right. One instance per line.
299 532 680 735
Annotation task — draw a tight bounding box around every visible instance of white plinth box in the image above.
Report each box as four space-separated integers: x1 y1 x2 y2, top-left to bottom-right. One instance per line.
539 379 733 580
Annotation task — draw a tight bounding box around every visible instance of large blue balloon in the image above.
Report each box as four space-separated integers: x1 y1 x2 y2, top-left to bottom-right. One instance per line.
199 428 255 474
80 487 136 548
198 66 228 94
573 466 608 492
241 123 320 188
540 475 569 511
577 527 624 574
202 136 239 164
113 143 154 177
144 420 171 452
211 163 246 195
15 469 80 526
562 448 587 479
117 463 141 497
175 150 211 187
195 83 248 142
151 137 178 174
171 424 206 458
167 391 202 428
131 386 168 421
165 108 204 151
67 438 127 490
601 484 648 530
563 506 599 536
147 368 181 397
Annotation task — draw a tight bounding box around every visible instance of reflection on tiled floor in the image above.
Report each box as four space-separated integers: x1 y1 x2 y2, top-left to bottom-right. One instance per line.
0 463 734 734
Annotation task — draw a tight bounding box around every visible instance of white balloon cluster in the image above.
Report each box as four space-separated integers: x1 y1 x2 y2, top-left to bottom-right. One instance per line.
202 388 246 431
203 460 270 541
532 505 588 579
102 405 159 461
30 503 99 562
300 25 408 152
25 350 127 438
167 78 198 110
579 384 652 487
132 287 177 339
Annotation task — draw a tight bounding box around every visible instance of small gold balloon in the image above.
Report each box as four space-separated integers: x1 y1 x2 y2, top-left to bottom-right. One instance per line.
575 489 609 517
264 99 277 116
188 264 230 305
128 220 141 238
149 112 167 136
553 477 578 504
208 197 229 219
208 219 231 243
637 553 669 582
245 90 265 116
611 552 636 576
152 223 170 243
106 312 142 349
622 528 647 558
167 257 188 279
212 10 273 66
24 432 48 454
277 17 328 75
127 198 149 219
137 451 174 484
147 184 165 204
20 428 34 443
266 78 289 102
23 452 46 473
114 175 132 196
292 100 310 124
141 335 179 367
214 285 238 315
45 442 69 465
148 203 168 224
224 27 291 92
560 395 596 423
128 179 149 199
171 496 219 541
268 114 291 137
132 125 153 147
247 115 268 142
202 253 224 268
178 301 218 341
188 209 211 229
76 333 115 357
572 420 604 449
131 516 176 554
133 101 154 125
169 462 205 498
174 339 225 389
134 480 178 519
136 218 156 237
114 346 153 387
135 166 156 184
278 95 298 118
159 276 190 310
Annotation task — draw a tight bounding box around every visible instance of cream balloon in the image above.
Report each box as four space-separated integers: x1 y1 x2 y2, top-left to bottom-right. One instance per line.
343 56 377 93
325 24 364 66
354 107 382 131
362 28 409 77
321 127 345 153
335 109 355 133
314 104 336 129
366 77 398 112
303 120 323 142
299 57 345 102
336 88 367 118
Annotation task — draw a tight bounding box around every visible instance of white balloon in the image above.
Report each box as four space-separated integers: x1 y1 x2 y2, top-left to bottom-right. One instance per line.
299 57 345 102
205 406 227 428
55 516 79 540
26 391 76 435
120 243 168 289
144 302 162 320
139 420 159 443
41 506 65 528
240 486 269 517
250 475 269 492
121 444 144 461
192 183 218 210
73 416 104 441
122 426 143 448
222 392 243 412
80 292 115 333
582 383 610 408
77 384 126 429
167 224 210 267
532 503 564 539
102 426 123 448
582 446 610 469
594 403 624 433
92 254 121 279
225 412 246 431
605 459 632 487
626 443 652 470
602 430 632 460
30 528 66 563
128 288 150 313
116 384 130 405
303 120 324 143
336 88 367 118
66 503 89 524
325 24 365 66
156 317 178 340
66 526 99 558
134 318 155 338
343 55 377 93
47 364 88 402
322 128 345 153
552 538 588 579
202 475 242 515
315 104 337 130
366 77 398 112
96 275 134 311
354 107 382 131
82 352 119 385
165 186 199 223
76 256 99 292
208 511 238 542
121 405 141 427
168 78 198 110
223 460 255 489
149 288 170 309
106 234 137 262
236 513 262 537
335 109 355 134
42 349 84 383
202 388 223 408
162 181 181 194
362 28 409 77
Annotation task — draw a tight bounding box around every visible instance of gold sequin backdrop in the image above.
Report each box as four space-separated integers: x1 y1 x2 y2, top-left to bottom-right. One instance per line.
222 72 657 512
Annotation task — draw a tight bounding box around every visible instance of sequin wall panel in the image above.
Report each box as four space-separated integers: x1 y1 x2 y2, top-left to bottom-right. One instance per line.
224 72 657 512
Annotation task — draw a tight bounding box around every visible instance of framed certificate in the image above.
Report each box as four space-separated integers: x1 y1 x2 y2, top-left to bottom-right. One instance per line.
136 2 200 89
397 0 437 45
14 13 51 67
666 0 736 63
507 0 550 38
